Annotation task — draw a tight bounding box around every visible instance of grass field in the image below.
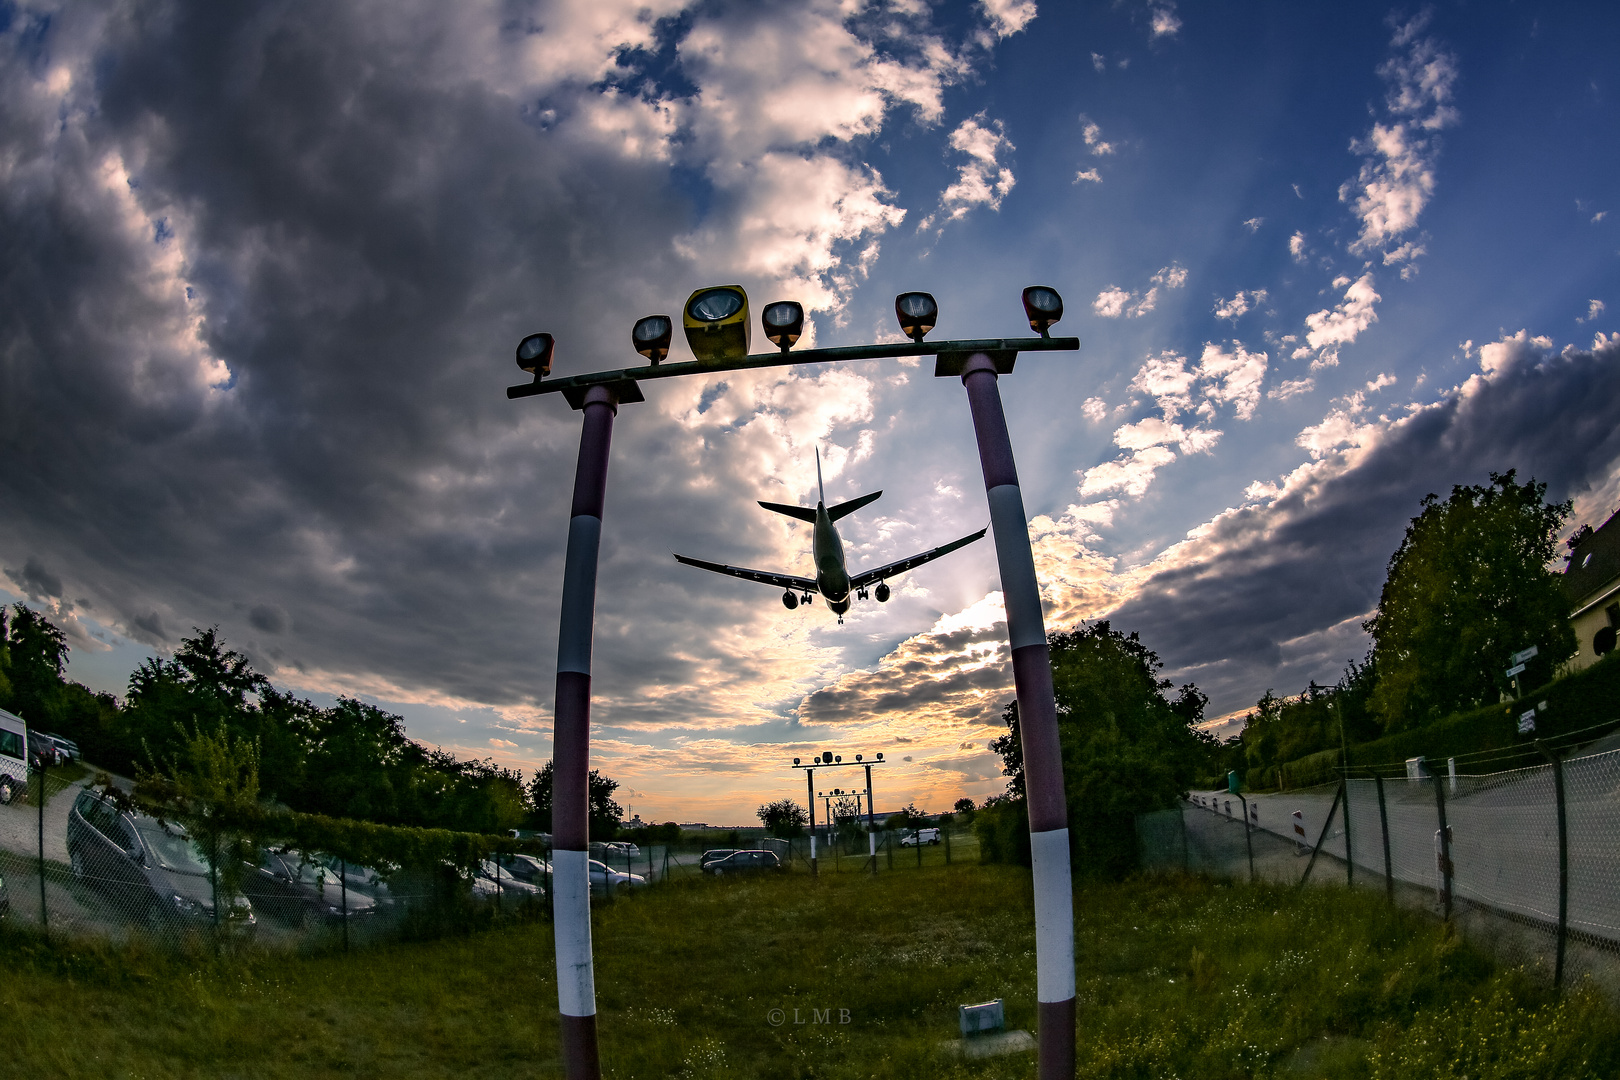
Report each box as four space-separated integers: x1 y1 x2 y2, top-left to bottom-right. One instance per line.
3 862 1618 1078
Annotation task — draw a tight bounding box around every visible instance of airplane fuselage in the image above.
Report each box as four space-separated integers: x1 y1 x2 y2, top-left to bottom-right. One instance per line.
812 502 852 612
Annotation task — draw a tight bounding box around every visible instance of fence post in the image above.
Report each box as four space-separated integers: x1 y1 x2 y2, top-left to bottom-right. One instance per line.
1537 741 1569 991
1374 774 1394 904
341 859 350 952
1236 793 1255 883
35 754 47 937
1342 773 1354 888
1426 759 1453 921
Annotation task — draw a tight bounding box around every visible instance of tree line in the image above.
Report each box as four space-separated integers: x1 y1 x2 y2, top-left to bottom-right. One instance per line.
0 615 625 838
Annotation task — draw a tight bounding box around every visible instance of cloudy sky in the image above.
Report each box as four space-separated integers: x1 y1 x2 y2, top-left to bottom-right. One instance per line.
3 0 1617 824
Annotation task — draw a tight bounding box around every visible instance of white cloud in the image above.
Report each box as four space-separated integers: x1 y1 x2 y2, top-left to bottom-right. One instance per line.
1073 168 1102 184
1243 217 1264 232
1128 287 1160 317
1153 264 1188 289
1081 446 1178 497
1197 342 1268 420
1213 288 1267 321
1150 4 1182 37
1579 299 1606 324
1129 352 1198 416
1081 397 1109 422
980 0 1038 38
1080 117 1115 155
1594 211 1609 224
1340 20 1458 253
1093 286 1132 318
1091 52 1106 73
1289 231 1307 263
920 112 1016 231
1302 273 1381 367
1268 378 1315 401
1366 372 1397 392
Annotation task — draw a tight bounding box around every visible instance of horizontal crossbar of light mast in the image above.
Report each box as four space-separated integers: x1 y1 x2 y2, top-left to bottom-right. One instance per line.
506 336 1081 399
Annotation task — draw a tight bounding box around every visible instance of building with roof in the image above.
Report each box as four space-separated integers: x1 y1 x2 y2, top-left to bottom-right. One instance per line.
1563 510 1620 671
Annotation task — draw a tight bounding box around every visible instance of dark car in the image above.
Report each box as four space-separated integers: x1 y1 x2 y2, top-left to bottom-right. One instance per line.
66 788 255 934
702 850 783 876
699 848 737 869
26 730 61 767
37 732 78 763
317 853 397 909
242 849 377 926
494 852 552 888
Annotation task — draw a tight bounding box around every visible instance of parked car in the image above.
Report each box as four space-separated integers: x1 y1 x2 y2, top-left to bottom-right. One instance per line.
699 848 737 869
317 853 396 908
493 852 551 887
242 848 377 925
702 850 783 876
474 860 544 901
37 732 78 763
66 788 255 934
589 859 646 895
605 841 641 860
25 729 61 767
899 828 941 847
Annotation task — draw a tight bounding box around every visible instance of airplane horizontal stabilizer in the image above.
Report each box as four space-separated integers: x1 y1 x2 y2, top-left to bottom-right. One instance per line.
826 490 882 522
848 526 988 591
673 553 817 593
758 501 817 523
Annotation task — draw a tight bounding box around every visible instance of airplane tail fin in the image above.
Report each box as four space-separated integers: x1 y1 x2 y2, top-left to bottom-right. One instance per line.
826 490 882 521
759 501 817 523
816 448 825 505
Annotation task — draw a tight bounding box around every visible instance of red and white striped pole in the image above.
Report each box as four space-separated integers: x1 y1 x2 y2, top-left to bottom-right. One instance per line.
956 352 1076 1078
552 382 628 1080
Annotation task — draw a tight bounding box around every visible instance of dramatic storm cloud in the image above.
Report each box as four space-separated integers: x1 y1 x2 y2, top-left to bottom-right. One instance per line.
3 1 1616 820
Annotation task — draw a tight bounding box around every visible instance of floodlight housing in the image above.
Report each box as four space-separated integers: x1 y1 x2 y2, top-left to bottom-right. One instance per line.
793 757 801 765
855 754 863 762
761 300 804 352
683 285 751 362
632 315 673 364
894 292 937 342
1021 286 1064 337
515 333 554 379
876 752 883 761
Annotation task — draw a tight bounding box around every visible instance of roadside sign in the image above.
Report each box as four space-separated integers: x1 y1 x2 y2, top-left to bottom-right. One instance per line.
1511 645 1539 665
1517 709 1537 734
1505 662 1526 678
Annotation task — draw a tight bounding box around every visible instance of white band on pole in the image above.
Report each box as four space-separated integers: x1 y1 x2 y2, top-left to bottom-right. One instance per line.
986 485 1045 650
810 835 816 859
557 515 602 675
1030 827 1076 1002
869 832 876 857
552 849 596 1017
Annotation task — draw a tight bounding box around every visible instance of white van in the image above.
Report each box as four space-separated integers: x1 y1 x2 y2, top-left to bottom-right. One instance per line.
0 707 28 804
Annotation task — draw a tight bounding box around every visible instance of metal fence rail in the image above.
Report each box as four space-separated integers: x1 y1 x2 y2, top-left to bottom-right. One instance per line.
1143 746 1620 994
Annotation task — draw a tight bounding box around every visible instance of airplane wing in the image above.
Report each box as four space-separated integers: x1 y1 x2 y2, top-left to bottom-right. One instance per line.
848 526 988 591
673 554 818 593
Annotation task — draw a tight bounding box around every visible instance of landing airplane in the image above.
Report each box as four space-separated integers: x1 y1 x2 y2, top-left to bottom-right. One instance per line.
674 454 986 623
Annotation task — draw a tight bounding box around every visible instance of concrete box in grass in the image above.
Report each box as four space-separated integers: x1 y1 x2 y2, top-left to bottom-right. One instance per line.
959 999 1004 1036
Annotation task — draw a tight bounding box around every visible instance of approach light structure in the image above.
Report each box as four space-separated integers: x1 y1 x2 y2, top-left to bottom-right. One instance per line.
508 282 1079 1080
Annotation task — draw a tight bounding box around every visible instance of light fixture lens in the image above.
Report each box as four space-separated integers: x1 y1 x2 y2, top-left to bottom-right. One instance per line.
1022 286 1064 333
793 757 801 765
876 752 883 761
688 288 744 322
761 300 804 350
855 754 862 762
515 333 554 377
631 314 673 363
894 292 937 341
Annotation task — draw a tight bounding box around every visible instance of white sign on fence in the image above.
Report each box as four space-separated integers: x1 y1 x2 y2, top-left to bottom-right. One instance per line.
1518 709 1538 734
1505 662 1526 678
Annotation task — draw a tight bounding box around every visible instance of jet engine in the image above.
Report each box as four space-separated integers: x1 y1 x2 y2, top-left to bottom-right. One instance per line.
782 591 799 610
875 582 891 603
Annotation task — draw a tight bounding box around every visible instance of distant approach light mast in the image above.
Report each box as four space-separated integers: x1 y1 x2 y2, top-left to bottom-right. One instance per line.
507 283 1079 1080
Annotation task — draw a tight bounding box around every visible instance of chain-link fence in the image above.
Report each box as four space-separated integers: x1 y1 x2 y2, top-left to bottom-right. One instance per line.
0 764 978 953
1138 746 1620 996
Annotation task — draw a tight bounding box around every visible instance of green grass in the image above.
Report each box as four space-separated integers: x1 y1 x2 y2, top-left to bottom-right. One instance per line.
2 864 1616 1078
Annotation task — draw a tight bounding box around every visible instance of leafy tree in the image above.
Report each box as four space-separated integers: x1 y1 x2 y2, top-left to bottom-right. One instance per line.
883 803 928 832
1 603 68 724
1240 659 1382 781
985 621 1216 878
1365 471 1575 730
756 798 808 838
526 762 624 840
